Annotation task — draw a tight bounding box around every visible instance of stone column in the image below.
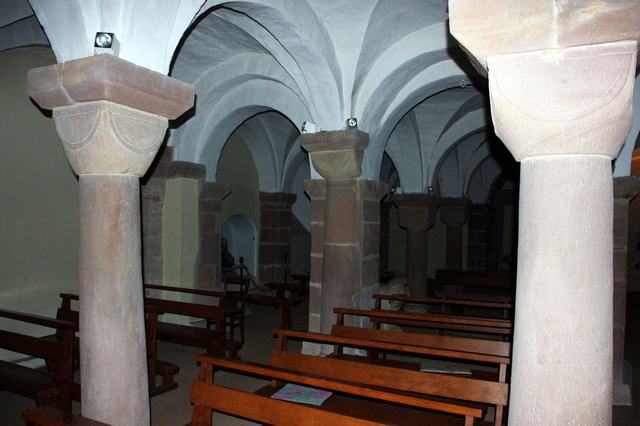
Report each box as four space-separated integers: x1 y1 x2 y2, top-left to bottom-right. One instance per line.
304 180 326 337
486 42 636 424
379 200 392 278
141 147 173 284
300 130 387 337
613 176 640 405
440 197 469 271
27 55 193 425
259 192 297 285
195 182 231 290
393 194 438 297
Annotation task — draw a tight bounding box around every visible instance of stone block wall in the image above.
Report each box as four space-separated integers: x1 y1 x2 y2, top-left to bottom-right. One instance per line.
258 192 296 285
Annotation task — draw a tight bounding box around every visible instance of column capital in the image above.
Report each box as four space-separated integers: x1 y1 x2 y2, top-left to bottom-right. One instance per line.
614 176 640 200
356 179 388 201
393 193 439 230
199 181 231 202
488 41 636 161
440 197 470 226
27 55 194 177
449 0 640 74
299 130 369 180
259 191 297 206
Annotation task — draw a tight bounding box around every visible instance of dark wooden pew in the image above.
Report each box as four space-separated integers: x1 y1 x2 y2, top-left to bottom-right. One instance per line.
191 354 485 426
435 269 514 302
22 406 108 426
50 293 179 397
335 307 513 337
275 328 509 424
0 308 75 417
143 284 235 357
373 293 513 319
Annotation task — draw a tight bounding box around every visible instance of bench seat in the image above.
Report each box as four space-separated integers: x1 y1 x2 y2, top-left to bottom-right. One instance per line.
0 361 59 397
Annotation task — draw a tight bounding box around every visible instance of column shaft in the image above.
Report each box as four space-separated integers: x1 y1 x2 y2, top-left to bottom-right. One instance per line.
510 156 612 424
405 229 428 297
79 175 149 424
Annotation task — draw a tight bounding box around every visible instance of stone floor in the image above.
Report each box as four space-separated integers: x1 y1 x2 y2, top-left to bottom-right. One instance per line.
1 293 640 425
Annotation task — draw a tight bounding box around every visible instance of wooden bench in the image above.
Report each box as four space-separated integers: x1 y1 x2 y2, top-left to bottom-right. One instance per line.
22 406 108 426
373 293 513 319
0 308 75 417
335 307 513 337
244 294 302 329
191 354 485 426
143 284 235 357
276 328 509 424
49 293 179 398
435 269 514 302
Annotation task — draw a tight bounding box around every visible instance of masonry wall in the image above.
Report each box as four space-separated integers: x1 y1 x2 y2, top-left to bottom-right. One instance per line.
0 47 79 357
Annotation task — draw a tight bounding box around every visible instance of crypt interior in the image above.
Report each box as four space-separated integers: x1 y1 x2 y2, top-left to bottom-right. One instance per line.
1 1 640 425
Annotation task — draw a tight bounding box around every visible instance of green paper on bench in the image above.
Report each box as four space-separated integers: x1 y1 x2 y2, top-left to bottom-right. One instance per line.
420 361 472 375
270 383 333 406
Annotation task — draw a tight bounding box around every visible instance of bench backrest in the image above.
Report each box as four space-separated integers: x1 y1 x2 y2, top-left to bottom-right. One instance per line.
270 350 508 407
331 324 511 358
335 307 513 336
143 284 225 323
0 308 75 381
373 293 513 311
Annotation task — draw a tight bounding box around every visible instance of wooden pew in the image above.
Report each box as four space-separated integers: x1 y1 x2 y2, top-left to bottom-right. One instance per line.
143 284 235 357
50 293 179 397
0 308 75 417
276 328 509 424
191 354 485 426
373 293 513 319
22 406 108 426
335 307 513 337
435 269 514 302
276 328 509 380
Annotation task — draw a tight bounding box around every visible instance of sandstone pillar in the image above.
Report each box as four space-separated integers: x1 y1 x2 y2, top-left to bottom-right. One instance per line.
467 204 491 271
300 131 387 338
613 176 640 405
259 192 297 285
141 147 173 284
304 180 326 336
196 182 231 290
440 198 469 271
393 194 438 297
486 42 636 424
27 55 193 425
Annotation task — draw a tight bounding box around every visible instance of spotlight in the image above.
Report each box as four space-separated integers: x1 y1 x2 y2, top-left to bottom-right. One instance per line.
301 121 317 134
94 32 119 56
346 117 358 129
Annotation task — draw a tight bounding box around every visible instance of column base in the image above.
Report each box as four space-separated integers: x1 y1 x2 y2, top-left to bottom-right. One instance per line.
613 361 633 406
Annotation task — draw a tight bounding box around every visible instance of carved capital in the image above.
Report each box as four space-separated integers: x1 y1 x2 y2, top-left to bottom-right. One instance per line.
300 130 369 180
440 197 470 226
614 176 640 200
304 179 327 200
53 101 167 176
488 41 637 161
394 193 440 231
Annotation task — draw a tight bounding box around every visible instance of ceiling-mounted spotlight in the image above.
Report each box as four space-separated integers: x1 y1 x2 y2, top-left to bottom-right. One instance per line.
346 117 358 129
427 186 434 193
94 32 119 56
301 121 317 134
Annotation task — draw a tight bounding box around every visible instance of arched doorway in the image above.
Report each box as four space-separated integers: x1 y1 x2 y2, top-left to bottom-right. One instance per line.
222 214 257 277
